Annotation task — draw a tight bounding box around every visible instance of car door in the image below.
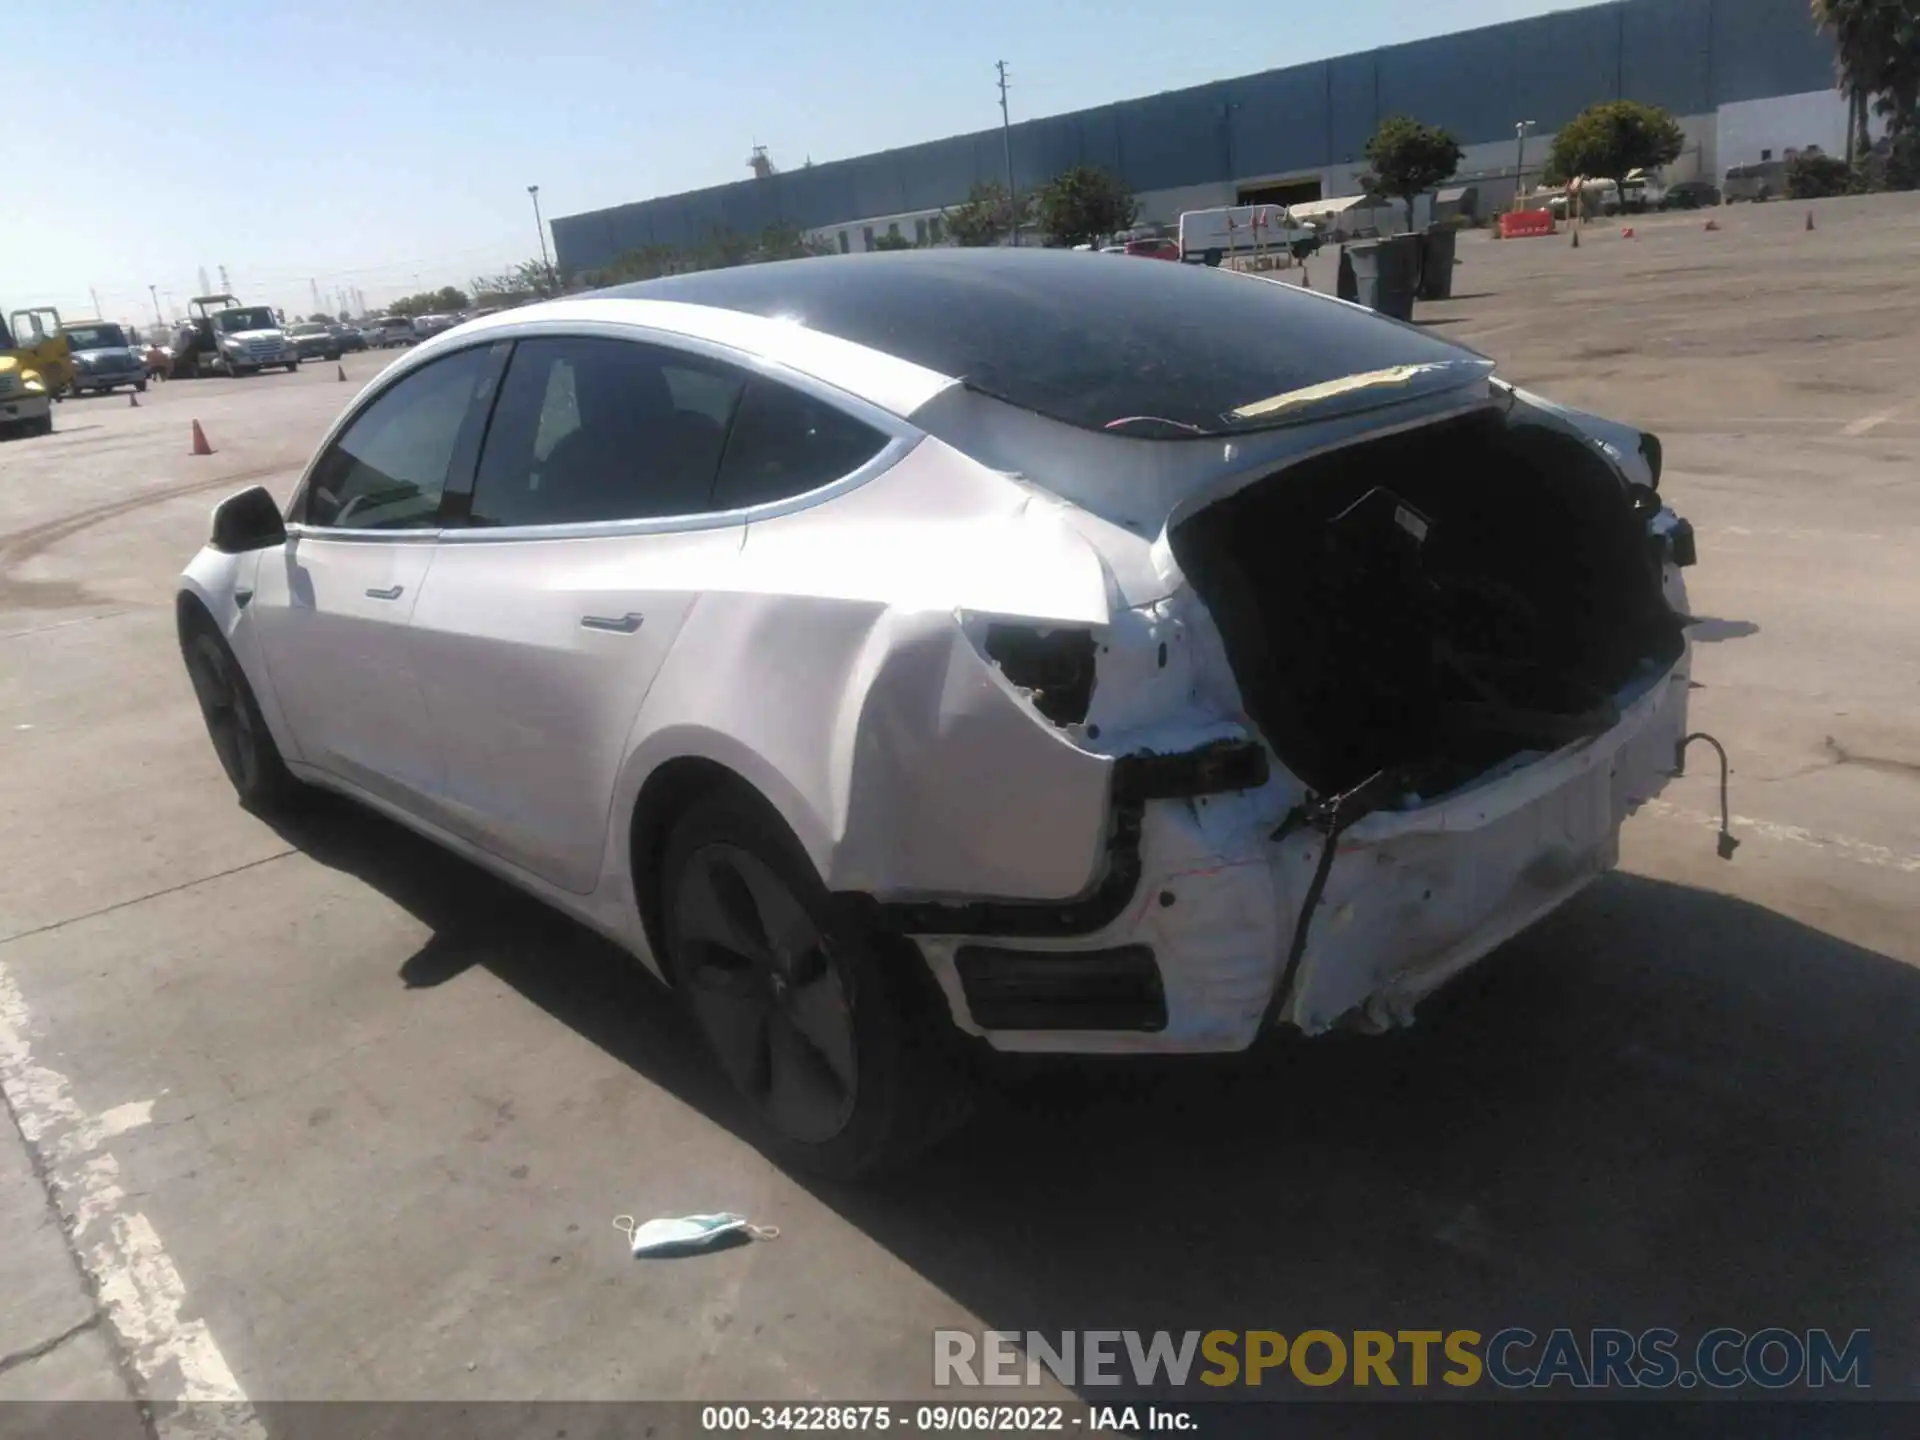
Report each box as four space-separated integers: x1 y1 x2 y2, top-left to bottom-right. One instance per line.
8 307 71 393
249 342 504 810
405 333 769 893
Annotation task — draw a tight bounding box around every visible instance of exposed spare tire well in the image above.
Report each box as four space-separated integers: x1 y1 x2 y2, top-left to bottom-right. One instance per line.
1170 405 1685 800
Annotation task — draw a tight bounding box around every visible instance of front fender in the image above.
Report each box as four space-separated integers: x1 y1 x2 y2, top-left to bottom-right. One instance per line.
177 545 302 764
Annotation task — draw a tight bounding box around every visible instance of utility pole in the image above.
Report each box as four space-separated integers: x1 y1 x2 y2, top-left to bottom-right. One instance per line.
149 285 163 330
89 286 104 318
996 61 1018 247
218 265 230 295
528 184 556 294
310 278 322 315
1513 120 1536 211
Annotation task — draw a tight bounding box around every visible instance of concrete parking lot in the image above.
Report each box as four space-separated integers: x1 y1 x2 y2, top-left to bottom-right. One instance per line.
2 193 1916 1429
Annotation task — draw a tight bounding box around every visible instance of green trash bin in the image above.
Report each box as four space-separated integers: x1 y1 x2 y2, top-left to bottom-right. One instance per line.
1347 235 1420 321
1419 225 1458 300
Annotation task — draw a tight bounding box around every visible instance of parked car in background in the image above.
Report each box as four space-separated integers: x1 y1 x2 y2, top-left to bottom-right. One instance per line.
1659 180 1722 210
411 313 458 339
62 320 149 395
1124 238 1181 262
332 324 368 353
373 316 416 348
176 249 1701 1178
1724 160 1788 202
288 322 341 363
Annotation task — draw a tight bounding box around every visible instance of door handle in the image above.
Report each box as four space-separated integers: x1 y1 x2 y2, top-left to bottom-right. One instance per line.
580 612 643 634
365 584 404 600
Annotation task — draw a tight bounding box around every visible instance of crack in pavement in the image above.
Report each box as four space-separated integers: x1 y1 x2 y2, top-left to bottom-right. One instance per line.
0 849 299 951
0 1311 104 1378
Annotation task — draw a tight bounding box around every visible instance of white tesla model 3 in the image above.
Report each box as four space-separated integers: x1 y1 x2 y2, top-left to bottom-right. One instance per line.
177 248 1705 1176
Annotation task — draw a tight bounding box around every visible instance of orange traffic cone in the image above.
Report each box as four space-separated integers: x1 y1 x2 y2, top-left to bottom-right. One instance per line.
1805 209 1815 231
128 391 139 408
1705 218 1720 232
190 420 214 456
1571 228 1580 248
336 364 347 382
1621 226 1635 239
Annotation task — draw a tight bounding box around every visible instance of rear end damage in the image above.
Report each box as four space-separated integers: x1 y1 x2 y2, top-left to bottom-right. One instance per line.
905 395 1707 1050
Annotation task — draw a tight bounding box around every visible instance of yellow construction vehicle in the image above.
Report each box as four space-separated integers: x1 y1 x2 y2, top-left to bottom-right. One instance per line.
5 303 73 396
0 305 59 438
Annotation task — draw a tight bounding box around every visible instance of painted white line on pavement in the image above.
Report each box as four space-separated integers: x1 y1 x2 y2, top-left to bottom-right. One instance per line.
1842 395 1920 437
1641 800 1920 874
0 958 263 1439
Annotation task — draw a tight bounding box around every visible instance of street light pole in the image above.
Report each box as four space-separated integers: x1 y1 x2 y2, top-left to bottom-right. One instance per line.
1514 120 1536 210
528 184 556 294
148 285 163 330
996 62 1018 248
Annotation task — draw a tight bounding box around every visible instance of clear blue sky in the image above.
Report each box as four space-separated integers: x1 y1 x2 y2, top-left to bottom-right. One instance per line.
10 0 1575 325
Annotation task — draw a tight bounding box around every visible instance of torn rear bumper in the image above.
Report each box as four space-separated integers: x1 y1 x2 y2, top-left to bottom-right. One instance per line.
911 653 1689 1054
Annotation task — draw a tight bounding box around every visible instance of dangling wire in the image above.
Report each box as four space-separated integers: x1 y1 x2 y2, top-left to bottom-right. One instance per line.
1674 732 1739 859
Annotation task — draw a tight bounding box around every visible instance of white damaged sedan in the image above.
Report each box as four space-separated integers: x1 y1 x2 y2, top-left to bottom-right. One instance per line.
177 249 1705 1175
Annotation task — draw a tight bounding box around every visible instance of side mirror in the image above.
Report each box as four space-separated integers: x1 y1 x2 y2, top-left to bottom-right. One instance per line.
210 486 288 554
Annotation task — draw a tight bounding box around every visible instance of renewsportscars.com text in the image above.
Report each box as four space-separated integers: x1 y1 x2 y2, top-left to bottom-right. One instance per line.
933 1328 1870 1391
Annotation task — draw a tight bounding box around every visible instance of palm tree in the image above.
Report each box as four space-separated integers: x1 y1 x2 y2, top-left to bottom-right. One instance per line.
1812 0 1880 162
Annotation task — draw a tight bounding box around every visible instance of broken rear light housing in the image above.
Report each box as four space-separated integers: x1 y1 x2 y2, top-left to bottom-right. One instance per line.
982 624 1097 726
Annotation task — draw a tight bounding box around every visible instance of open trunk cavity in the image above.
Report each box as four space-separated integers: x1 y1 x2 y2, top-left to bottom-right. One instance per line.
1171 407 1684 800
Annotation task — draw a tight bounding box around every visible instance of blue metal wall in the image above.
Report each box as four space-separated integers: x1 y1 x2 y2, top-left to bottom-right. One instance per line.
553 0 1836 269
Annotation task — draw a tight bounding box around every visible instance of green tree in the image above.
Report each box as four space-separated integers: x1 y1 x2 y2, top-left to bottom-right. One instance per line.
1787 149 1854 196
943 182 1024 247
1032 165 1140 248
385 286 473 318
1545 101 1685 206
870 231 916 251
1359 116 1464 233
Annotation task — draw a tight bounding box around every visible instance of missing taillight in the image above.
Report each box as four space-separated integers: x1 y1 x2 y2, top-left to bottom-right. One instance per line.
983 625 1097 726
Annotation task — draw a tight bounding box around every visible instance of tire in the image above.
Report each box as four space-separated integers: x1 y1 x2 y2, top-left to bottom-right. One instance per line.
180 614 303 813
285 362 299 373
660 787 971 1179
136 379 148 392
28 414 53 438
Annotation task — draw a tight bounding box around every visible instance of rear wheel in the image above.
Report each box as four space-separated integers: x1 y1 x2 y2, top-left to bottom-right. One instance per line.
180 615 302 812
661 788 970 1179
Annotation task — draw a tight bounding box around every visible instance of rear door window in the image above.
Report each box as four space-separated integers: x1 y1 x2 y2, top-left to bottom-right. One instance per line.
467 336 745 527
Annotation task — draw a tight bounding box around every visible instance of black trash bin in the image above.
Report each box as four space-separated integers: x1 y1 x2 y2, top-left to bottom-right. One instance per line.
1347 235 1420 321
1418 225 1459 300
1336 245 1359 302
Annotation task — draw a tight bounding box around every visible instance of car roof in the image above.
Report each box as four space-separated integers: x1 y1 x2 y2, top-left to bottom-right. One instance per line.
589 247 1470 436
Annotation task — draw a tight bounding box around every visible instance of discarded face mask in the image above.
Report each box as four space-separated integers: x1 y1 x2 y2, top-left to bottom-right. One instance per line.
614 1212 780 1258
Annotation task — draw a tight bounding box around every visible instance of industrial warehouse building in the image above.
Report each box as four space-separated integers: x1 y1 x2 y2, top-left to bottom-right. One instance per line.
552 0 1847 270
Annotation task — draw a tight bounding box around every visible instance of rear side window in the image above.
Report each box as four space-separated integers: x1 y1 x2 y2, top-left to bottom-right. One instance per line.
713 378 889 511
468 336 745 527
303 345 495 530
